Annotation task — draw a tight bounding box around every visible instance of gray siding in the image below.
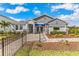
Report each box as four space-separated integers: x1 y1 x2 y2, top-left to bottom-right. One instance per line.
48 19 67 32
48 20 67 27
36 17 54 24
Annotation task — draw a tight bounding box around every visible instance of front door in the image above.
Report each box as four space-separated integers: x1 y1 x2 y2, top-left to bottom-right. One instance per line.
36 27 39 33
36 26 44 33
40 27 43 33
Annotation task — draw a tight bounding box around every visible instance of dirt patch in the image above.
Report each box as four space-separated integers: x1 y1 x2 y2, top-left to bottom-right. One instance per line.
41 42 79 51
24 42 79 51
47 34 79 38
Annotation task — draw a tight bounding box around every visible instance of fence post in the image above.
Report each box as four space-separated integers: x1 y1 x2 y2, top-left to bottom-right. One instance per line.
2 38 4 56
22 32 23 48
26 31 27 43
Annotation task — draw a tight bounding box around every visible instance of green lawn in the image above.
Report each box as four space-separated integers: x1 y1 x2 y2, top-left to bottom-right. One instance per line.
0 32 22 40
16 49 79 56
0 36 7 40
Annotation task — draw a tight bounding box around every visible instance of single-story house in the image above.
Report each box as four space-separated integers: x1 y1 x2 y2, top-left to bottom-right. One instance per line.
0 15 27 32
27 15 68 34
0 15 68 34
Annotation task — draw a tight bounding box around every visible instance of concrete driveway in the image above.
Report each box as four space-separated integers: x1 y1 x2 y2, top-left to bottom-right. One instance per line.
27 33 47 42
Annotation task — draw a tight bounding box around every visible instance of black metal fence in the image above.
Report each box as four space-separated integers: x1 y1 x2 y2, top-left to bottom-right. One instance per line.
0 31 27 56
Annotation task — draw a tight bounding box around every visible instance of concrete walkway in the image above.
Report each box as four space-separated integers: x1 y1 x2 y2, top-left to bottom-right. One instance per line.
43 34 79 42
27 33 79 42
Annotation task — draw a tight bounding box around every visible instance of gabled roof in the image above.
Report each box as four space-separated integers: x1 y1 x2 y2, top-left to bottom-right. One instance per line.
33 14 68 25
33 14 55 20
47 18 68 25
0 15 19 24
0 15 27 25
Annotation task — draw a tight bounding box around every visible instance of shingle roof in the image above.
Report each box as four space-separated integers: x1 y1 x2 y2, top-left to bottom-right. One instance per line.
33 14 68 25
33 14 55 20
47 18 68 25
0 15 27 25
0 15 19 24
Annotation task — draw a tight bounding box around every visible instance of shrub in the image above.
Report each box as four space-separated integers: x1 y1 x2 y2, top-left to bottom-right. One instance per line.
64 40 69 45
60 40 69 45
0 31 4 34
36 42 43 47
50 31 66 35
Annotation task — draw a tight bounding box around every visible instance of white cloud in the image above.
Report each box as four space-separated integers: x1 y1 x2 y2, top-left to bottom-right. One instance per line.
57 13 79 26
6 6 29 14
0 7 4 11
58 5 79 21
33 7 41 16
9 16 24 21
34 10 41 16
51 3 79 12
55 4 79 26
52 4 79 25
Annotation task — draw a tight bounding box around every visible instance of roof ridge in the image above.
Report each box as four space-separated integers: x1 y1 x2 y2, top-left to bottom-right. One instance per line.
33 14 55 21
47 18 68 25
0 15 21 24
0 15 17 22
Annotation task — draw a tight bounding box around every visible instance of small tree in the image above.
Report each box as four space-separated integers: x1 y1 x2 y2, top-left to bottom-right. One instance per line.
0 20 11 32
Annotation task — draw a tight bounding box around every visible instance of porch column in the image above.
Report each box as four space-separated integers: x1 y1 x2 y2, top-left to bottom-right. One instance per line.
48 28 50 34
44 25 47 34
33 24 35 34
48 25 50 34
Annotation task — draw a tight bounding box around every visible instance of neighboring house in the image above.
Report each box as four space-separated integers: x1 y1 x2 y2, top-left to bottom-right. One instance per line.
0 15 27 32
0 15 68 34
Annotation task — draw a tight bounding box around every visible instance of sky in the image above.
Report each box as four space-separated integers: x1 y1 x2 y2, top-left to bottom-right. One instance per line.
0 3 79 26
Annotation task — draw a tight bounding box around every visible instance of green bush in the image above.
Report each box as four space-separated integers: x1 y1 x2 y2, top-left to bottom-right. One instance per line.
68 27 79 35
61 40 69 45
50 31 66 35
36 42 43 47
0 31 4 34
64 40 69 45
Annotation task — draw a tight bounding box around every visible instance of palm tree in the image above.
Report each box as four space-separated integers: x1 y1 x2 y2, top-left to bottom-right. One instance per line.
0 20 11 32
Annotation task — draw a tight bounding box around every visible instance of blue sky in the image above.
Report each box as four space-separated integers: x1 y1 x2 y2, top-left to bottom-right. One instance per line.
0 3 79 26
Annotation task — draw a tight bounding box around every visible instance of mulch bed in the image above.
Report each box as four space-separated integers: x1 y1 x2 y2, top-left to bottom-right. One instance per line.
47 34 79 38
23 42 79 51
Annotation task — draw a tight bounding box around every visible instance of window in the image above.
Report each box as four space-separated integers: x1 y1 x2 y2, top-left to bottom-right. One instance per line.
15 25 18 30
20 25 23 30
49 26 52 27
61 26 65 28
54 27 59 30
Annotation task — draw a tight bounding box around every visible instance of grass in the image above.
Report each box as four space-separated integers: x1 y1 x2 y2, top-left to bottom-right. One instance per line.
0 32 23 40
16 49 79 56
0 36 7 39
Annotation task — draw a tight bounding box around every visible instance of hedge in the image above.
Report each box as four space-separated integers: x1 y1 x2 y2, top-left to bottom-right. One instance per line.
50 31 66 35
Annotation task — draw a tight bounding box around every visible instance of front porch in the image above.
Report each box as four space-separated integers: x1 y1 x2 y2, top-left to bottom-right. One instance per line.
27 23 49 34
